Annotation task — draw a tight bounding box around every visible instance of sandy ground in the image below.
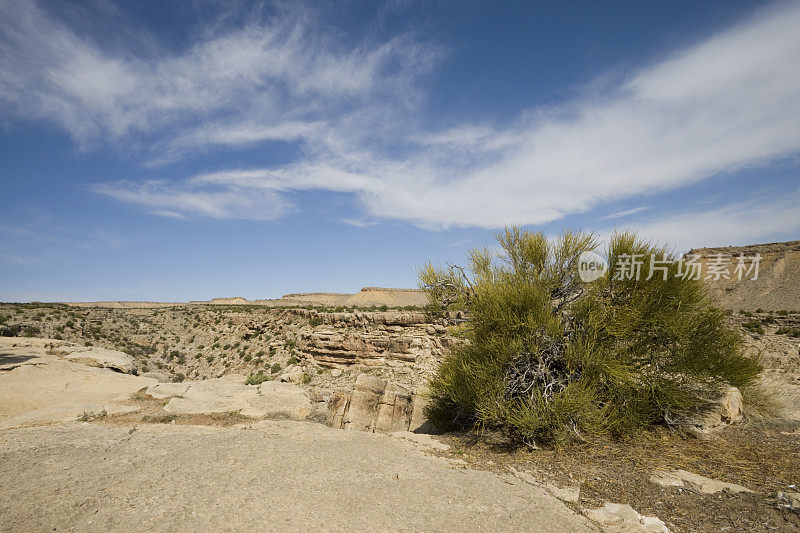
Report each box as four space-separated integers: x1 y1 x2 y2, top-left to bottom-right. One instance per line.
0 421 595 532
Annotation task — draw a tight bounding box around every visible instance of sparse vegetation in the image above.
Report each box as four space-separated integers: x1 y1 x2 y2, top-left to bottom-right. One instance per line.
245 371 270 385
743 320 765 335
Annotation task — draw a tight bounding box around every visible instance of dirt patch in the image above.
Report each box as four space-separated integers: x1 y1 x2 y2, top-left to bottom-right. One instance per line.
108 387 254 427
435 422 800 532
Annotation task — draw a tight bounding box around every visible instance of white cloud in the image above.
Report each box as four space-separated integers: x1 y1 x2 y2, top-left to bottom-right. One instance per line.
625 190 800 253
0 1 435 153
602 207 649 220
90 180 288 220
4 1 800 239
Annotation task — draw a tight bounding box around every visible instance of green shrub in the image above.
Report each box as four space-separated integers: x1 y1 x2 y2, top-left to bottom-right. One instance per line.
287 355 299 365
776 326 800 338
420 227 761 446
245 371 270 385
742 320 765 335
22 325 41 337
0 324 21 337
270 363 282 374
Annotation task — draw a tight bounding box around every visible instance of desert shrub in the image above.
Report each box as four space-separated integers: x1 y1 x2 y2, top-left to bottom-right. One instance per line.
421 227 761 446
270 363 282 374
778 310 789 317
243 353 252 362
301 373 312 384
0 324 21 336
22 325 41 337
309 317 324 327
743 320 765 335
740 310 754 318
245 371 270 385
287 355 299 365
756 308 765 314
776 326 800 338
173 372 185 382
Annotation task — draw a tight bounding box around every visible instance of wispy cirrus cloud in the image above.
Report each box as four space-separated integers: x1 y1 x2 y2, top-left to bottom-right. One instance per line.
0 0 437 154
602 207 649 220
4 1 800 249
604 189 800 253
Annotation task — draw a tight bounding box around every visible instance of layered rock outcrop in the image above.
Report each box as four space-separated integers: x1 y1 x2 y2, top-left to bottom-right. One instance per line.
328 374 430 433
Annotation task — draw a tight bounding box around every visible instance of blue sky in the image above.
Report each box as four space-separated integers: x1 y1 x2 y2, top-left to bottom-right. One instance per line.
1 0 799 302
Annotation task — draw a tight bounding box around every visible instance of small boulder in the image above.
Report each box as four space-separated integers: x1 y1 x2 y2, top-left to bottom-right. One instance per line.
650 469 752 494
777 491 800 515
584 503 669 533
279 366 305 383
684 386 744 434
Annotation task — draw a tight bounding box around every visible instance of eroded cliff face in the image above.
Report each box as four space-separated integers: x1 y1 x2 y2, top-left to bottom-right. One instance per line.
690 240 800 311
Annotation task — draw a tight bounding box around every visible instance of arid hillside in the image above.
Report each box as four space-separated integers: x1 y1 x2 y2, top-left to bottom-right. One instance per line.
691 240 800 311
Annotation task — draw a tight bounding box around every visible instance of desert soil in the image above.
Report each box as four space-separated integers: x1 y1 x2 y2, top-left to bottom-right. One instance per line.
0 421 594 532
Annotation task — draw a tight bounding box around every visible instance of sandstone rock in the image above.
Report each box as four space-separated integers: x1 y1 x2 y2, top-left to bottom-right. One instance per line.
331 368 343 378
58 346 136 373
0 338 156 429
279 365 305 383
584 503 669 532
140 371 171 383
684 386 744 433
297 328 440 368
146 382 190 399
342 374 387 431
329 374 425 433
777 491 800 514
162 378 312 420
649 469 752 494
374 381 413 432
409 387 435 433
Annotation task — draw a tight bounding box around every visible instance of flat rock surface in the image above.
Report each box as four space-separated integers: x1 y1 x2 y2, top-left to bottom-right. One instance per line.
649 469 753 494
151 378 313 420
0 337 155 429
583 503 669 532
0 421 596 532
